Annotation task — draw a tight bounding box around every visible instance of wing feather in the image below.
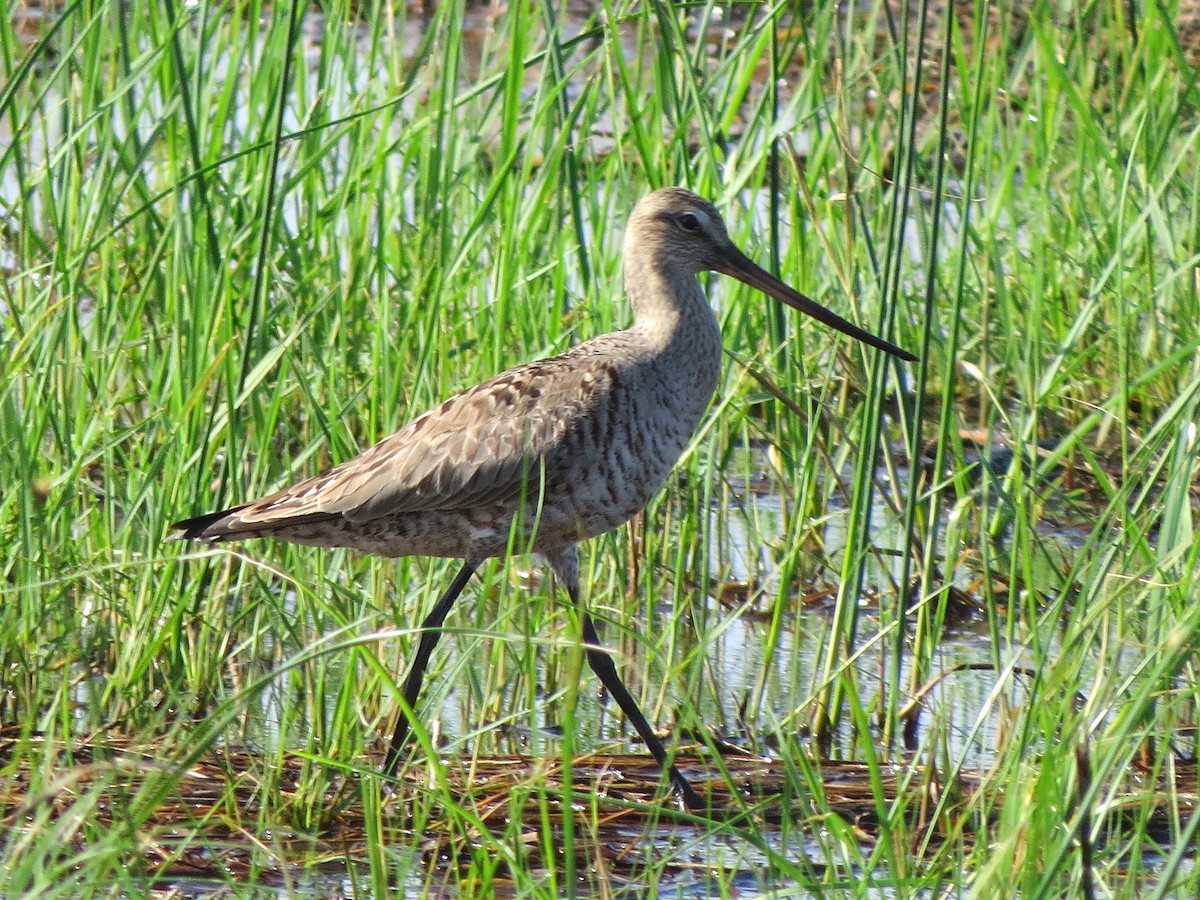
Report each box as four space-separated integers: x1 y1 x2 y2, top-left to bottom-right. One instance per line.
230 349 616 528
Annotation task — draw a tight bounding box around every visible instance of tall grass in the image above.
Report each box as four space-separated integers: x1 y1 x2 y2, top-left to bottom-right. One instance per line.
2 0 1199 896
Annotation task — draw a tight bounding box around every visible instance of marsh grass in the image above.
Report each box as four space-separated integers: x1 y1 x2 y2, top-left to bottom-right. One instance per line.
2 0 1200 896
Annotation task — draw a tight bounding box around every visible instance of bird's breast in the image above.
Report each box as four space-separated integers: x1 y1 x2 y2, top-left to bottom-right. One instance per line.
544 331 722 540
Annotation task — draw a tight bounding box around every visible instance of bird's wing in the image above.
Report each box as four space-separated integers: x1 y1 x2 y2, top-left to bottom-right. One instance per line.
231 350 617 527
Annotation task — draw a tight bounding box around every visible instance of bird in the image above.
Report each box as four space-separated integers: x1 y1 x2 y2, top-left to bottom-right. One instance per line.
171 187 916 811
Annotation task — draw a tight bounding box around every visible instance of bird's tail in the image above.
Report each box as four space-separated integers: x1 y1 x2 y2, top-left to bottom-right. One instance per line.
169 506 250 541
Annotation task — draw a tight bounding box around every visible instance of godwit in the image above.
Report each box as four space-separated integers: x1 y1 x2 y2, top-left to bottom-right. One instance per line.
172 188 915 810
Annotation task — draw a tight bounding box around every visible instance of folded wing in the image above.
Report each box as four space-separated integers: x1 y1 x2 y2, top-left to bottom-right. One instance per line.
174 352 614 539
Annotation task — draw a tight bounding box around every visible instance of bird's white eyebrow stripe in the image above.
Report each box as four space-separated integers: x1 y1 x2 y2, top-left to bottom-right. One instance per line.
656 208 705 225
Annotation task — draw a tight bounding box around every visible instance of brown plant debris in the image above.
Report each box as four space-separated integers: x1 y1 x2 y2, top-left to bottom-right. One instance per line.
0 726 1195 888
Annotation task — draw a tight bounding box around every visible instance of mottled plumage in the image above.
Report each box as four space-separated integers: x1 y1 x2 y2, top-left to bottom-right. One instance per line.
173 188 914 810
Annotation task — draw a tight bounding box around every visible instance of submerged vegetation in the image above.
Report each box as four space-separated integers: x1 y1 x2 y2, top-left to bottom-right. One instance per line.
2 0 1199 896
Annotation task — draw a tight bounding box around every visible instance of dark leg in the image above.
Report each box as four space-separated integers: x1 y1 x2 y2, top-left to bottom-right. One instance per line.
545 544 704 810
581 613 705 811
382 558 480 777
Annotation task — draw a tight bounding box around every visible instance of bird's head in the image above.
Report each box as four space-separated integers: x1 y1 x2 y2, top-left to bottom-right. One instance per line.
623 187 916 362
624 187 737 277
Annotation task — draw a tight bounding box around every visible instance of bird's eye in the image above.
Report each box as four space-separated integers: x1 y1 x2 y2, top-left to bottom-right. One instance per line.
676 212 701 232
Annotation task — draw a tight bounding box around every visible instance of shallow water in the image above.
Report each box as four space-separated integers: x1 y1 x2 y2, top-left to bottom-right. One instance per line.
212 446 1102 778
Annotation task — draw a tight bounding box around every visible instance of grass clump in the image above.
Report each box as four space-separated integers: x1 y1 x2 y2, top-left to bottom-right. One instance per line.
2 0 1199 896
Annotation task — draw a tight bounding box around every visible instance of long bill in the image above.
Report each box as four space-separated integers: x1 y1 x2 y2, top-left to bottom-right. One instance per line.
716 246 917 362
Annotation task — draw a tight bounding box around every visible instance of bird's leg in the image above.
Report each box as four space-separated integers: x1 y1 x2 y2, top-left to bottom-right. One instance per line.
580 613 705 810
547 546 705 811
383 558 480 778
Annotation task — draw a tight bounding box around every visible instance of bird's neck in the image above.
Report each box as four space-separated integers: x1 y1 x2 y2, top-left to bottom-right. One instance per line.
615 260 723 436
621 260 724 420
623 259 718 349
